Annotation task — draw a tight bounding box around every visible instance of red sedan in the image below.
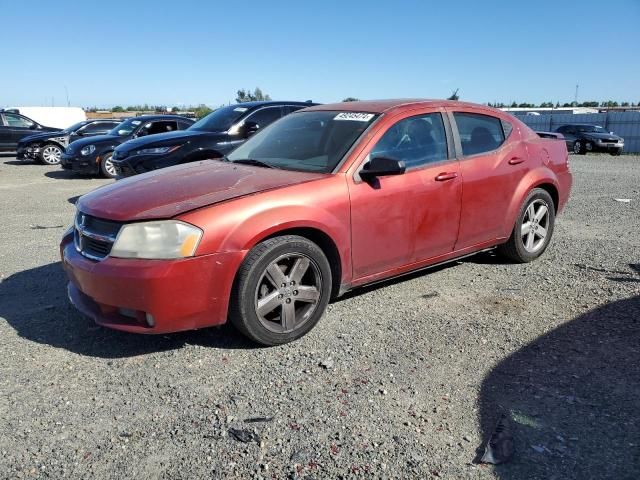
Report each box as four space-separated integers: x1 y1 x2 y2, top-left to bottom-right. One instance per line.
61 100 572 345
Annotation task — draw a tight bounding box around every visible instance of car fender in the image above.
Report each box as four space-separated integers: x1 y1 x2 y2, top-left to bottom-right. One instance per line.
500 166 559 239
181 193 352 285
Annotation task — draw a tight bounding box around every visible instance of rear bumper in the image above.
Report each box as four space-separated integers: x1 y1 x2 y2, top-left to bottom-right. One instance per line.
61 234 245 334
557 170 572 214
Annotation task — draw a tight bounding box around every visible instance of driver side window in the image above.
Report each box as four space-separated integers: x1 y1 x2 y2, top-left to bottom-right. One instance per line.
5 113 34 128
370 113 448 169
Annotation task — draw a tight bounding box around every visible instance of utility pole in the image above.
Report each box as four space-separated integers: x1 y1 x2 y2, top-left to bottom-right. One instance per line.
574 84 579 105
64 86 70 107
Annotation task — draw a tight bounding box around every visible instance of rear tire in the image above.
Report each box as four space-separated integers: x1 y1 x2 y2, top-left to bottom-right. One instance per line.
498 188 555 263
573 140 586 155
100 152 117 178
229 235 332 346
39 143 63 165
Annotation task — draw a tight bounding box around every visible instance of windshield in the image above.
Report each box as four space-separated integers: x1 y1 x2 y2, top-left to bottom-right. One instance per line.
227 111 378 173
108 118 142 136
189 105 250 132
64 121 87 133
576 125 609 133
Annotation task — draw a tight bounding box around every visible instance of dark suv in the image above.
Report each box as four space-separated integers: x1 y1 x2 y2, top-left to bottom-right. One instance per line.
60 115 195 177
111 101 316 177
555 124 624 155
17 119 121 164
0 111 60 153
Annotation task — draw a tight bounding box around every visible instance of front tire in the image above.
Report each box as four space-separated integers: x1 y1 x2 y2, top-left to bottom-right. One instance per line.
39 143 63 165
100 152 117 178
498 188 555 263
229 235 332 346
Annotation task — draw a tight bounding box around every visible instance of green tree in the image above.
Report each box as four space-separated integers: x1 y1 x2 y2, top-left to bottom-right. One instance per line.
600 100 619 108
193 104 213 119
111 105 125 112
510 101 518 108
236 87 272 103
342 97 360 102
447 88 460 101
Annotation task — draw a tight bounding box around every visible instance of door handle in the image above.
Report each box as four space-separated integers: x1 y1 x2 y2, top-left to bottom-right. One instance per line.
508 157 525 165
435 172 458 181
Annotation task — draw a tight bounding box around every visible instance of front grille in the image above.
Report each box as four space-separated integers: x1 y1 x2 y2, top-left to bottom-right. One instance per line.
74 212 122 260
601 138 618 144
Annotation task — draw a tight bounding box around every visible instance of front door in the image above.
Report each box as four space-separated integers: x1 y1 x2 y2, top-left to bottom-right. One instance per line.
348 111 462 281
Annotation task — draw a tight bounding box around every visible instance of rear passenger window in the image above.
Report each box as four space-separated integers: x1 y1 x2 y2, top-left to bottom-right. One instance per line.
453 112 505 156
501 119 513 138
370 113 448 169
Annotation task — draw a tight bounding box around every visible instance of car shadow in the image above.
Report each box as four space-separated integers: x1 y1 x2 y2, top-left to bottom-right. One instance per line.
478 294 640 478
44 170 96 180
0 262 255 358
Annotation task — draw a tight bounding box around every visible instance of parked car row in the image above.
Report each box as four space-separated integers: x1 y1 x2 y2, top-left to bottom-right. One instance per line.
3 100 317 178
3 103 624 181
61 99 573 345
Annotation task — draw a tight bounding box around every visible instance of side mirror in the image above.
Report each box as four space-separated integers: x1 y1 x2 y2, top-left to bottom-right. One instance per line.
360 156 406 181
30 123 39 130
243 121 260 137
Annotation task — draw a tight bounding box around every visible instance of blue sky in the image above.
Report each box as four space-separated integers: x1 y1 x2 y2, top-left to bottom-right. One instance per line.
1 0 638 108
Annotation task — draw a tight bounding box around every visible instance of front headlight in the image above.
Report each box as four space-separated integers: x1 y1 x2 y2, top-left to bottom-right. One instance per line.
110 220 203 259
135 145 181 155
80 145 96 156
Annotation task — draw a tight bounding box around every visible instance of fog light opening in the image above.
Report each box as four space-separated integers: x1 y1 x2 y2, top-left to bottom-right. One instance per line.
145 313 155 328
118 307 137 319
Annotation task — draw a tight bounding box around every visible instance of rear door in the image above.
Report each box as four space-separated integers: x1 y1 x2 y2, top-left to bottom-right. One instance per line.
0 114 11 149
448 110 528 249
3 113 36 147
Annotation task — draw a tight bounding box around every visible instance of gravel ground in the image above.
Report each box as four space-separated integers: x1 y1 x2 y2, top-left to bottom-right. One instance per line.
0 153 638 479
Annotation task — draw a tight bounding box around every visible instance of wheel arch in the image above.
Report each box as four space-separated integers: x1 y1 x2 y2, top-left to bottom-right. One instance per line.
501 168 560 239
258 226 343 299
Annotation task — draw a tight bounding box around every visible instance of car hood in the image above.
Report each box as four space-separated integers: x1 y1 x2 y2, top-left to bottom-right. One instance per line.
77 160 326 221
67 134 122 151
19 131 68 144
116 129 220 152
583 132 621 140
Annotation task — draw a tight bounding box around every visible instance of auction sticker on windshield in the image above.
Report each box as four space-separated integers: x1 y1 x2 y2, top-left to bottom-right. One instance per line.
334 112 375 122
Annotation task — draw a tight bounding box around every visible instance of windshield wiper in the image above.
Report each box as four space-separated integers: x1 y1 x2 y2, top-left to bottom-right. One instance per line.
230 159 278 169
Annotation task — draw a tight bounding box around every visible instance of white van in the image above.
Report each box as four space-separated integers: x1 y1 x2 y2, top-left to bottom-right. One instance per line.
5 107 86 129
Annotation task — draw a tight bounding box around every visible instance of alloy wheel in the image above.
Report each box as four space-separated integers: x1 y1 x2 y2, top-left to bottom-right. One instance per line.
520 199 550 253
573 141 581 154
103 156 117 177
42 145 62 164
254 253 322 333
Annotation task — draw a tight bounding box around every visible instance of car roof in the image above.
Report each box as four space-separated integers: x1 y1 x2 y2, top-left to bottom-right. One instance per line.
302 99 497 115
225 101 317 108
128 114 195 121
